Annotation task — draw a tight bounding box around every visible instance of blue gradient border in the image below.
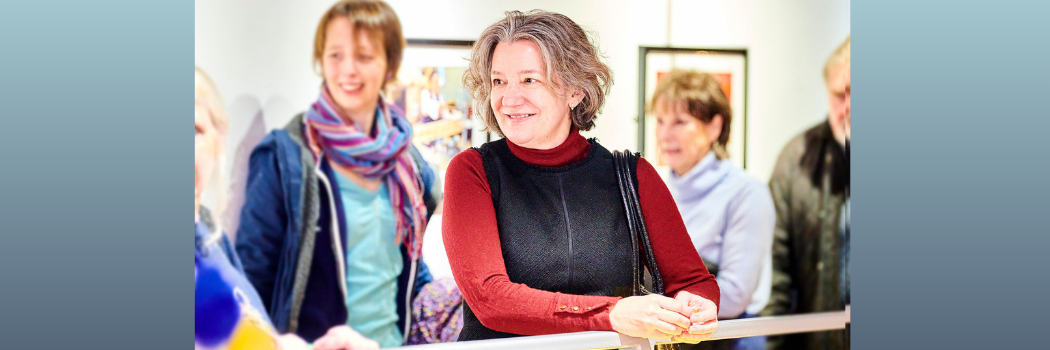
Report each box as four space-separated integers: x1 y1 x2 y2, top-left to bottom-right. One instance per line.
0 0 189 348
0 0 1047 349
854 1 1049 349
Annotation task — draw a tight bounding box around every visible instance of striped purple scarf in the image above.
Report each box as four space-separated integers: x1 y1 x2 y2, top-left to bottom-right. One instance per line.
303 85 427 260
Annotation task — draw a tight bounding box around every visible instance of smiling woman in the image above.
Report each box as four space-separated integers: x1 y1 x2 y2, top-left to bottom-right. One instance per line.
233 1 458 348
488 40 580 149
443 10 722 344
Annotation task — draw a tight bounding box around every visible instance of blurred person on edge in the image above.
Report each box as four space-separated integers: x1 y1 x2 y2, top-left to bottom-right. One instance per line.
442 10 720 344
195 67 309 350
652 70 775 350
761 36 850 350
234 1 461 349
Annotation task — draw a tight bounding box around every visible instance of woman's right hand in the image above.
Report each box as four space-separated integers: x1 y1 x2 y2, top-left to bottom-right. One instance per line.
312 325 379 350
608 294 693 338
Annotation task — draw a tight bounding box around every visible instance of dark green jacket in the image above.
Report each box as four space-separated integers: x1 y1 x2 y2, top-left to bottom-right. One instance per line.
762 121 849 350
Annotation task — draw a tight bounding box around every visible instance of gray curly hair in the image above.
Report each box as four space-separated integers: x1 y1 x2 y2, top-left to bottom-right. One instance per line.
463 10 613 136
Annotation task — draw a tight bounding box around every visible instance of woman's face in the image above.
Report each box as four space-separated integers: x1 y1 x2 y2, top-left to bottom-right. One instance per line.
654 99 722 175
428 72 441 92
194 99 220 203
322 16 388 119
490 40 581 149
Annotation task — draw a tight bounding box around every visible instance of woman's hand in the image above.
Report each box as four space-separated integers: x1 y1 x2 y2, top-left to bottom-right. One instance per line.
312 325 380 350
670 291 718 344
275 333 309 350
609 294 693 338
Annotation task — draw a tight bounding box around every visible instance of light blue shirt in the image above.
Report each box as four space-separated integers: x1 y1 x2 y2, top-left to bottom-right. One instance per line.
333 171 404 348
668 152 776 318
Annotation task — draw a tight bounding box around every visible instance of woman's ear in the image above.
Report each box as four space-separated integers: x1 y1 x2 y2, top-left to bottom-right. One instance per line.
708 114 724 141
570 89 585 107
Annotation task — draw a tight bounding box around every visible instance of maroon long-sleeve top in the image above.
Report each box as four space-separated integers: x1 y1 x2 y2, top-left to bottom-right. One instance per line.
441 129 719 336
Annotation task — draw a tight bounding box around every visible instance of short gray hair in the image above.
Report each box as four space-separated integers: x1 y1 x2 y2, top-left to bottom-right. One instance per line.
464 10 613 136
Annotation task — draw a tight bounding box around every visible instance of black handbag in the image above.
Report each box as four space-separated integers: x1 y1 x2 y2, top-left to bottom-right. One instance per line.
614 150 687 350
611 150 665 296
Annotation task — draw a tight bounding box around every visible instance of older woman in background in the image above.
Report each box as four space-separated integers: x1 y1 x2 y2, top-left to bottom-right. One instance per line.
652 70 775 350
443 10 719 344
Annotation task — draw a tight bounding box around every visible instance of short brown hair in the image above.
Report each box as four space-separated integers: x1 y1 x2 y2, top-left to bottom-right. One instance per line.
313 0 405 83
649 70 733 159
464 10 613 136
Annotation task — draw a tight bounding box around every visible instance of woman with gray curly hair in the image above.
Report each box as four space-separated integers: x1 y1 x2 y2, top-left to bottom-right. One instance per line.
442 10 720 343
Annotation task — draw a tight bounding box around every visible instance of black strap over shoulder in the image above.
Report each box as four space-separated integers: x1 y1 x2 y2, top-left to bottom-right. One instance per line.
612 150 665 296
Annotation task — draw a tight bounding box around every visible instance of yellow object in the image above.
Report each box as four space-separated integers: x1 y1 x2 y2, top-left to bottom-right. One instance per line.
227 314 278 350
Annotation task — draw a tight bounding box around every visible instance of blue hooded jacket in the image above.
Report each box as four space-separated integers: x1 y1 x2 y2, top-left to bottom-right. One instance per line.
235 113 437 343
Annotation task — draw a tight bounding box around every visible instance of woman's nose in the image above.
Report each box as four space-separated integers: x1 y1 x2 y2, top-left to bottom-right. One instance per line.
501 84 524 107
655 123 671 142
340 58 358 78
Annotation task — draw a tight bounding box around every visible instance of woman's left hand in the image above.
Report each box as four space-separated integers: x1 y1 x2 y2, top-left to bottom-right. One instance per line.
670 291 718 344
312 325 380 350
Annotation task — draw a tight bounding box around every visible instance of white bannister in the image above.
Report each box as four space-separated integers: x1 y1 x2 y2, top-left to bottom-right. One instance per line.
388 305 850 350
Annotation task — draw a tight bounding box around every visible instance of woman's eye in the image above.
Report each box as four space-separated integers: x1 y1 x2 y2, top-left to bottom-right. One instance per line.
492 79 503 85
524 78 536 83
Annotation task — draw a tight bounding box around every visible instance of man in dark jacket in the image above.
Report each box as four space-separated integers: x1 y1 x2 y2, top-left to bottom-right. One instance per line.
762 36 850 350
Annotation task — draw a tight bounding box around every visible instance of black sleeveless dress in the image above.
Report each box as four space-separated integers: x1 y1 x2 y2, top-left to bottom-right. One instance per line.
457 138 637 341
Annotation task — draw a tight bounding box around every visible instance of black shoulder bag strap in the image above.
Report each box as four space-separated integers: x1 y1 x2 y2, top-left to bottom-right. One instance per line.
612 150 665 296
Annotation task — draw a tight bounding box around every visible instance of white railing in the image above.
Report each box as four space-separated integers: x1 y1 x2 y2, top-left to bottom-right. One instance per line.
389 306 850 350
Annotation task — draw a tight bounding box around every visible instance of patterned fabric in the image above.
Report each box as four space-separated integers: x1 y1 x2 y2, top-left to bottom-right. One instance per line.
408 278 463 344
302 85 427 259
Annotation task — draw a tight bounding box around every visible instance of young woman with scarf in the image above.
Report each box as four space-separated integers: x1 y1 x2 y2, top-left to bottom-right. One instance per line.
235 1 454 349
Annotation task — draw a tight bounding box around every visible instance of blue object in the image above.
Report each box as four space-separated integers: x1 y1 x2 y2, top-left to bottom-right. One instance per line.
195 220 274 347
195 251 240 347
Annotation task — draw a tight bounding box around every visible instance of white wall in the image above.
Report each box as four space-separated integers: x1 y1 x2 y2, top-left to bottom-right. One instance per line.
196 0 849 276
196 0 850 178
653 0 851 181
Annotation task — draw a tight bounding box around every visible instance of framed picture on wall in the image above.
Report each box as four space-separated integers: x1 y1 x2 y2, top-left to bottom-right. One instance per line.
392 39 492 181
637 47 749 169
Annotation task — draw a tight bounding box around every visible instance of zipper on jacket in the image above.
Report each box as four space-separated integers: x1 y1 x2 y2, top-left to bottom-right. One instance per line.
558 175 574 283
314 154 349 301
403 258 417 343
